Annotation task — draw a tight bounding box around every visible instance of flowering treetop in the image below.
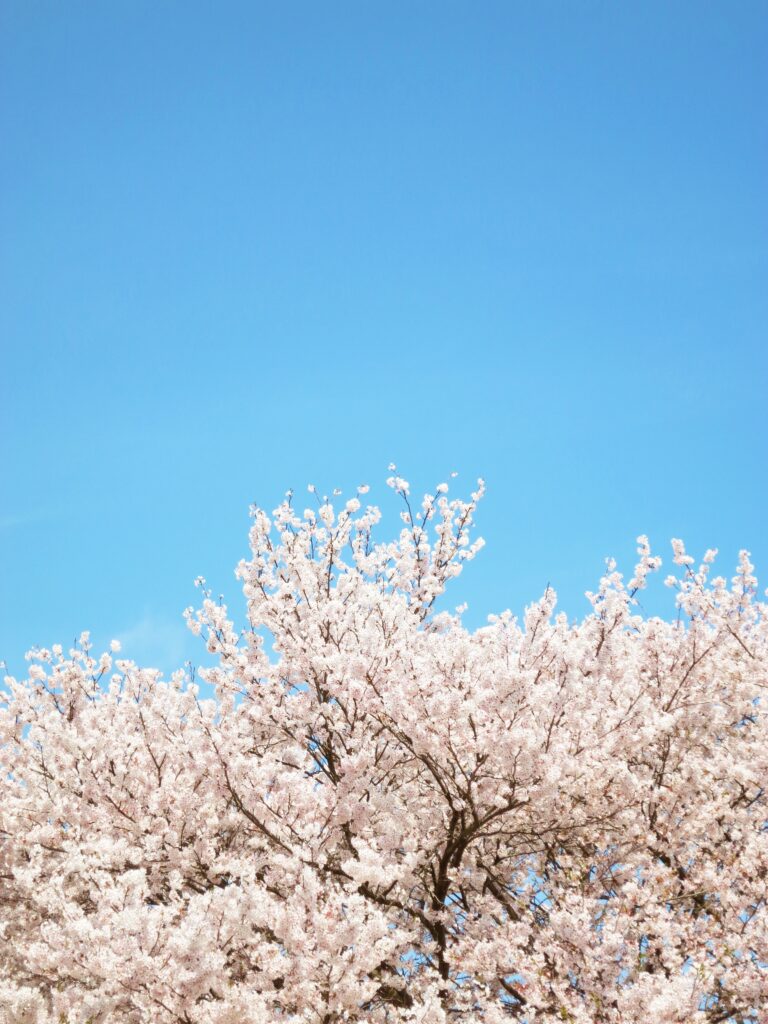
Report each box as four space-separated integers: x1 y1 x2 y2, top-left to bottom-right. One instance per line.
1 475 766 1023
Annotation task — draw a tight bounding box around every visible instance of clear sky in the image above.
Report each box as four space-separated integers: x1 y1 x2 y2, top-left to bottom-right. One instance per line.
1 1 766 676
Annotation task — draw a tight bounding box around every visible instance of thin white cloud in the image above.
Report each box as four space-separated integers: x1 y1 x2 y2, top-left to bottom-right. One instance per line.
116 612 193 672
0 510 54 531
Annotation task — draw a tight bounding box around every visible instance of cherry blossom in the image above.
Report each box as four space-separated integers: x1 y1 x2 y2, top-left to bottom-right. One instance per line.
1 476 766 1023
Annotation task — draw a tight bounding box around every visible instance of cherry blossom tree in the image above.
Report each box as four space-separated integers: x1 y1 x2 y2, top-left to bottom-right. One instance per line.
1 474 766 1023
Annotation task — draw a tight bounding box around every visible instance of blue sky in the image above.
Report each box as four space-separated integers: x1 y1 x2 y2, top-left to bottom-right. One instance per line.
1 1 766 675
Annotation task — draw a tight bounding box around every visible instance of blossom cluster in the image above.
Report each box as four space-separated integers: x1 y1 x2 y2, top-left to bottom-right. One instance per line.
1 477 766 1023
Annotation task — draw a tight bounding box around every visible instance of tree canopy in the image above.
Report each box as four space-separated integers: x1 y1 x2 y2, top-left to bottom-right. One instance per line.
1 476 766 1023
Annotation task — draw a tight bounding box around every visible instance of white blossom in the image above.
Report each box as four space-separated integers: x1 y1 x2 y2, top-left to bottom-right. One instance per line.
0 476 765 1023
